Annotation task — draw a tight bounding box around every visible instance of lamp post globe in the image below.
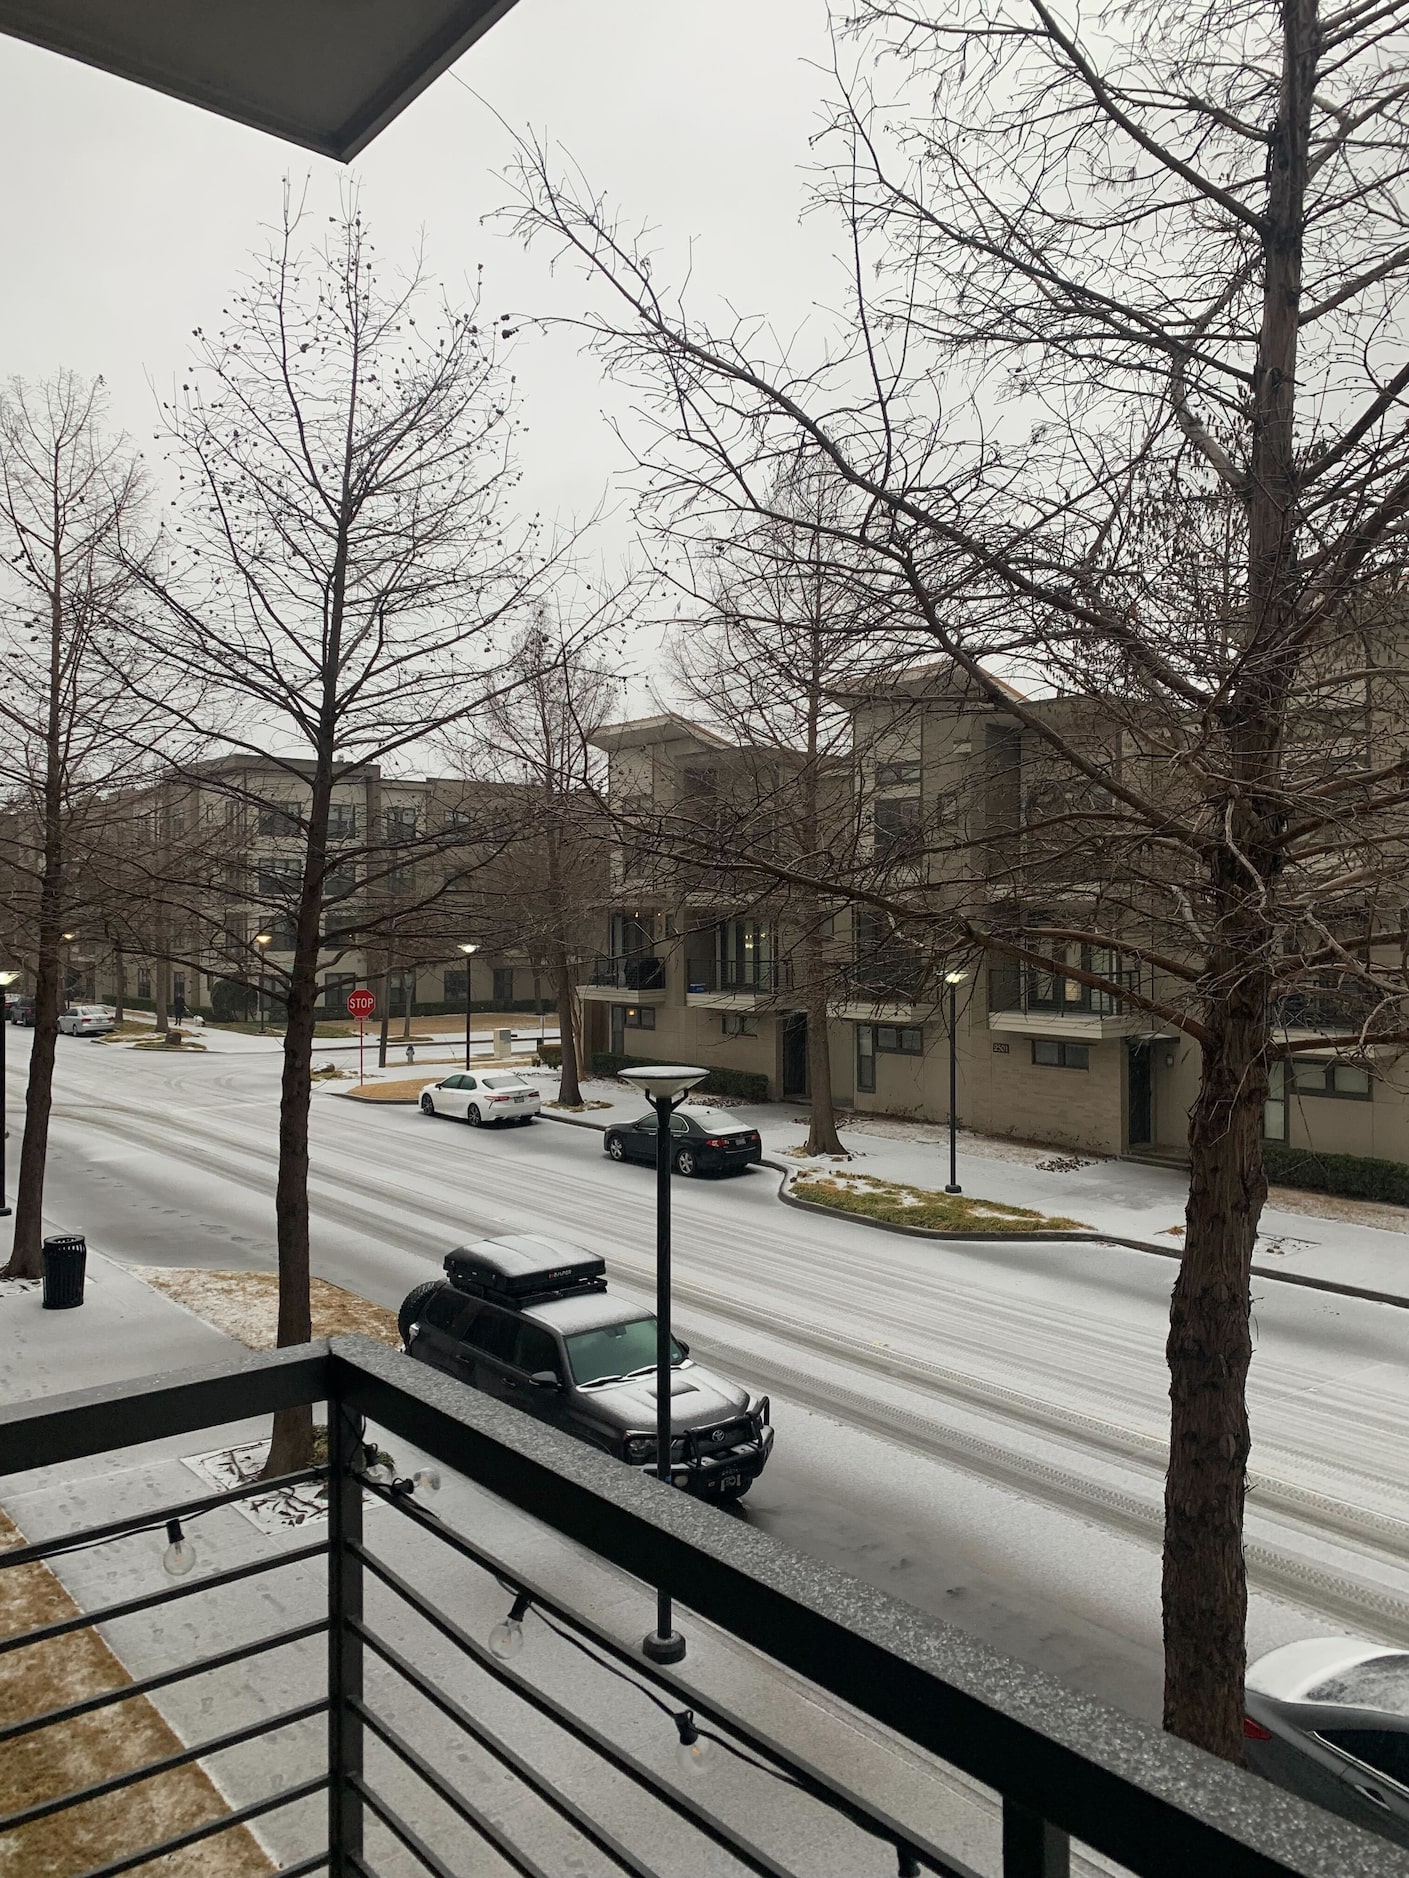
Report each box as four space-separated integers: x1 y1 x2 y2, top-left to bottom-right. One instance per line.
620 1066 707 1664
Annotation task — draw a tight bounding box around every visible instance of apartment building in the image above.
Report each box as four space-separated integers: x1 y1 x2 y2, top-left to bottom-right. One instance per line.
583 676 1409 1163
64 756 569 1020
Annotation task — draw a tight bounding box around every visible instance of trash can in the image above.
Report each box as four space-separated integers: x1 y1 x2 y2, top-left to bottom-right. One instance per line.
41 1233 86 1310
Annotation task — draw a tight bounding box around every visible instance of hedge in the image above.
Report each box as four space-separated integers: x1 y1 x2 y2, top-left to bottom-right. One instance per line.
589 1052 770 1103
536 1043 562 1069
1263 1144 1409 1207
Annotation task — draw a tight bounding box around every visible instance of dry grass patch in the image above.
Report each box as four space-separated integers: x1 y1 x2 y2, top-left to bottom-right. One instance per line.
0 1509 271 1878
133 1269 399 1351
343 1077 441 1102
792 1172 1089 1235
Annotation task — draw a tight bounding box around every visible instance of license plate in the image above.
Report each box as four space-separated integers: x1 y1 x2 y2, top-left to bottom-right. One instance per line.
718 1472 744 1490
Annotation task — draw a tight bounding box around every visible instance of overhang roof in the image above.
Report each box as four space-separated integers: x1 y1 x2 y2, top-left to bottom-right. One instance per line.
0 0 519 159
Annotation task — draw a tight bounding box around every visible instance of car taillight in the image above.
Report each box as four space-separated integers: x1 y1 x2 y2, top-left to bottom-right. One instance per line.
1243 1716 1272 1741
706 1137 729 1148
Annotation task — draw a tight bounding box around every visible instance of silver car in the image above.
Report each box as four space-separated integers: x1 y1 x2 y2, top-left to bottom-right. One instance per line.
57 1004 115 1037
1246 1636 1409 1847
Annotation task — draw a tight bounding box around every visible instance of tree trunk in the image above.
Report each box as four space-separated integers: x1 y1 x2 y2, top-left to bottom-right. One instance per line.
376 952 392 1070
5 930 60 1279
801 919 843 1155
112 944 125 1025
264 936 318 1477
402 971 415 1038
154 957 169 1035
553 951 583 1105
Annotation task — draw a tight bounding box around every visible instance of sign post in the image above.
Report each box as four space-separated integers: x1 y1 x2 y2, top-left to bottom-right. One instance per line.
347 988 376 1084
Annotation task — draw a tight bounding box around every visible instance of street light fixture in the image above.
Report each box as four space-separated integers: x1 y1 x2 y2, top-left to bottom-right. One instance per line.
60 933 77 1005
0 969 18 1218
254 932 272 1036
943 970 969 1194
620 1063 707 1665
457 943 478 1070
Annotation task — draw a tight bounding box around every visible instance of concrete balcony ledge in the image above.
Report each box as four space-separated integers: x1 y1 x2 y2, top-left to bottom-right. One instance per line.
580 982 667 1005
988 1008 1146 1041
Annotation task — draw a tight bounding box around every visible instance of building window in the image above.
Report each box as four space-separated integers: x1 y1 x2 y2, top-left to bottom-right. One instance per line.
875 760 922 787
1263 1061 1288 1142
856 1023 923 1092
493 967 515 1005
385 806 417 843
721 1014 757 1038
444 969 468 1002
323 973 357 1015
137 969 151 999
1291 1058 1372 1100
327 804 358 840
873 793 921 855
257 856 303 897
1033 1038 1089 1070
257 801 301 837
443 808 472 829
623 1005 655 1030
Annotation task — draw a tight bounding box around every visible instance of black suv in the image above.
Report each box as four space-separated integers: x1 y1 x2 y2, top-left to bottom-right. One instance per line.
399 1234 773 1500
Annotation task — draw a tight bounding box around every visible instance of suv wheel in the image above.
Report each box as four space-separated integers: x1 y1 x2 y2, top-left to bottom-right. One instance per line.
674 1148 697 1177
606 1134 625 1161
419 1093 435 1115
466 1104 482 1126
398 1281 441 1348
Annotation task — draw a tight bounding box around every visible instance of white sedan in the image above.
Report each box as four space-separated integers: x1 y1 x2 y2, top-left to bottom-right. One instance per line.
57 1004 115 1037
419 1071 541 1127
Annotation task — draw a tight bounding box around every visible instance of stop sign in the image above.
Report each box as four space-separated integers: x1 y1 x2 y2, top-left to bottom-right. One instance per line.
346 988 376 1019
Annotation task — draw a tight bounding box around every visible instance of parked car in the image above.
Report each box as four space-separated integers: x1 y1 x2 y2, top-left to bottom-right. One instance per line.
603 1106 763 1177
419 1071 541 1126
4 993 33 1026
1246 1636 1409 1847
399 1234 773 1500
57 1004 115 1038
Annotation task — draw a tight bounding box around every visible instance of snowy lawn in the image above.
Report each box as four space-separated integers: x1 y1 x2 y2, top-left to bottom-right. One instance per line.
792 1171 1089 1234
0 1508 272 1878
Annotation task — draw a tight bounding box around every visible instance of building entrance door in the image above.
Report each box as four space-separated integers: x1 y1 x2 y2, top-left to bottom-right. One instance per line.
781 1012 808 1098
1127 1042 1153 1147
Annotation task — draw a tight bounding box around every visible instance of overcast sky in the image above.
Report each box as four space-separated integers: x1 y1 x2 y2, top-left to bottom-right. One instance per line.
0 0 844 604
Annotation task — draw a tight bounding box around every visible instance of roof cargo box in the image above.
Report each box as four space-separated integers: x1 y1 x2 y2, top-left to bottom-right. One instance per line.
444 1233 606 1303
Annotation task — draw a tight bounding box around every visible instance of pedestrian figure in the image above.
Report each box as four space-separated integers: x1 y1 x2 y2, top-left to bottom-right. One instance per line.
172 993 187 1026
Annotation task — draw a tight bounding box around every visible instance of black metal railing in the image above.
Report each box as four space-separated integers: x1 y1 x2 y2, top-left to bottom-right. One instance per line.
683 960 792 995
844 952 928 1005
589 954 667 992
1270 982 1391 1034
988 963 1144 1019
0 1338 1399 1878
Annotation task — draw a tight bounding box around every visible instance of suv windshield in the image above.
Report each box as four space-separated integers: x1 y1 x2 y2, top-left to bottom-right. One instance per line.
565 1318 684 1385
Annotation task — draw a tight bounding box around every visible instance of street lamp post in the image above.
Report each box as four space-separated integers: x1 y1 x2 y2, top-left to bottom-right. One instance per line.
943 970 969 1194
61 932 77 1006
457 943 478 1070
620 1063 707 1666
0 969 18 1218
254 932 272 1035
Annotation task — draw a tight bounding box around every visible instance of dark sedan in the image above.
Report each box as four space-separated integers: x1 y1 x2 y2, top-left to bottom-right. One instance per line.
603 1106 763 1177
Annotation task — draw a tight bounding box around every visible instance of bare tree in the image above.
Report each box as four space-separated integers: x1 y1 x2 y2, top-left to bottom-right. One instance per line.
507 0 1409 1759
0 375 156 1278
131 195 538 1472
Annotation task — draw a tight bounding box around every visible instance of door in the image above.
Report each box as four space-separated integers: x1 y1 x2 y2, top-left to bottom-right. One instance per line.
1127 1042 1152 1147
781 1012 808 1099
436 1074 470 1117
507 1321 567 1426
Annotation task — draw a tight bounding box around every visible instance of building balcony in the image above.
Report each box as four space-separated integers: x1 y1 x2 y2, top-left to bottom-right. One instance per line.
835 954 932 1021
579 953 668 1003
988 966 1150 1040
0 1338 1372 1878
684 959 792 1009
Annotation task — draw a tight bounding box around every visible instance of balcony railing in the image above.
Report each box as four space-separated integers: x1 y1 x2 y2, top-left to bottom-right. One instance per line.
684 960 792 996
589 953 667 991
0 1338 1390 1878
845 952 928 1005
989 964 1144 1019
1270 982 1391 1033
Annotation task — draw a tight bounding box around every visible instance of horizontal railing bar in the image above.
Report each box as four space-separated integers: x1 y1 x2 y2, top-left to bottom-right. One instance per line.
0 1466 328 1571
0 1697 329 1836
0 1617 329 1747
0 1537 328 1659
351 1774 458 1878
356 1699 554 1878
354 1545 791 1878
0 1343 331 1478
70 1776 328 1878
354 1621 660 1878
369 1483 968 1877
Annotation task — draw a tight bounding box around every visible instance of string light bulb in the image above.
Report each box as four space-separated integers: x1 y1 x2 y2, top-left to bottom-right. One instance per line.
488 1591 531 1659
162 1518 196 1577
411 1468 441 1495
364 1459 395 1486
674 1710 714 1776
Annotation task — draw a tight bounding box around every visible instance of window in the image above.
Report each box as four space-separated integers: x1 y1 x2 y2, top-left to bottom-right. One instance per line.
1263 1061 1288 1142
857 1024 875 1093
874 793 921 854
564 1318 683 1385
385 805 417 843
137 969 151 999
444 969 468 1001
1316 1730 1409 1791
443 808 472 829
875 760 922 787
721 1014 757 1038
856 1023 923 1092
623 1004 655 1030
258 802 301 837
493 967 514 1005
323 864 357 900
1033 1038 1089 1070
322 973 356 1014
465 1306 517 1363
511 1323 559 1377
257 856 302 897
425 1290 475 1335
1291 1058 1372 1100
327 804 357 840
